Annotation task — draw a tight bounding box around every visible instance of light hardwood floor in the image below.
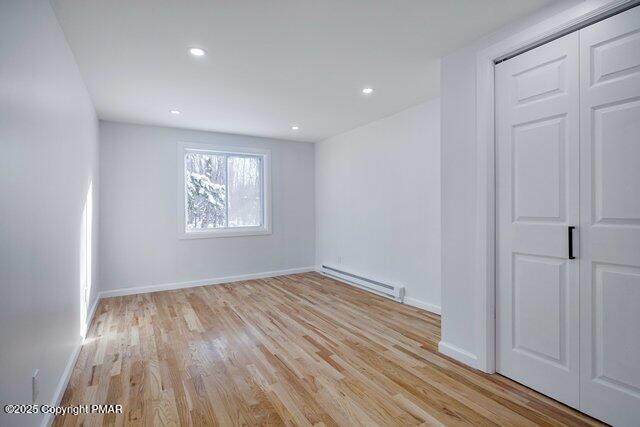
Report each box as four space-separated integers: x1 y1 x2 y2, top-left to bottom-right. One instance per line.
54 272 602 426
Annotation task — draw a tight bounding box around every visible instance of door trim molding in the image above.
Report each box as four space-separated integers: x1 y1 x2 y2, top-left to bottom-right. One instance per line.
474 0 638 373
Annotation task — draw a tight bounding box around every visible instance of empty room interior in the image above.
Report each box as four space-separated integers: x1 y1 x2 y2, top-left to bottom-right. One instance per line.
2 0 640 425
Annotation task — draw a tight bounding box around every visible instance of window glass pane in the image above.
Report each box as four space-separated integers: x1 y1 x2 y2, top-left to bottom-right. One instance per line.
185 152 227 230
228 156 262 227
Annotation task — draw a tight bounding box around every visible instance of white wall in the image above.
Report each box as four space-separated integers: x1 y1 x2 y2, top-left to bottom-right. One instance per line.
440 0 616 368
0 1 99 425
99 121 315 293
315 99 441 312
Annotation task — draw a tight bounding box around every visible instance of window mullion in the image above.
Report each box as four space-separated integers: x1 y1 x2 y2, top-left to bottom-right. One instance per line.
225 155 230 228
259 157 264 227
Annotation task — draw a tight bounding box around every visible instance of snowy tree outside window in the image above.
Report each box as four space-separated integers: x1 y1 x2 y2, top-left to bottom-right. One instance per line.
184 150 264 232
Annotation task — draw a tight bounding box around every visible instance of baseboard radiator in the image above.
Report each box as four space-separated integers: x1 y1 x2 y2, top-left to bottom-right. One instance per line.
320 265 405 302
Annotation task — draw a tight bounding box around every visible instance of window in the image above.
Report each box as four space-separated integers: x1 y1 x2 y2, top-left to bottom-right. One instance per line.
179 143 271 238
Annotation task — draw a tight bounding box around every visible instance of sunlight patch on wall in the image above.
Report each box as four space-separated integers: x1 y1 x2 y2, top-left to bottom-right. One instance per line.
79 181 93 338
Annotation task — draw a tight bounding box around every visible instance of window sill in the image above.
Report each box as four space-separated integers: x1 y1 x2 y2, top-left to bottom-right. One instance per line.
180 227 272 239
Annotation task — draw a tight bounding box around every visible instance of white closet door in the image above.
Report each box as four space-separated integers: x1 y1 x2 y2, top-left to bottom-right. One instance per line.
496 32 580 407
579 6 640 426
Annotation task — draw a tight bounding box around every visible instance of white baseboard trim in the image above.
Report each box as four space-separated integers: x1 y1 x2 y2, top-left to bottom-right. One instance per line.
99 266 316 298
438 340 478 369
404 297 441 315
42 296 101 427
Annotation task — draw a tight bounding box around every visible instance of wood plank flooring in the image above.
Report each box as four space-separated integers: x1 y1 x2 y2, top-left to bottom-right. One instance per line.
54 272 602 426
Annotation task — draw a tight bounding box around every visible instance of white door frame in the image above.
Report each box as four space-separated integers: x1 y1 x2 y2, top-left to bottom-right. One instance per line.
473 0 638 373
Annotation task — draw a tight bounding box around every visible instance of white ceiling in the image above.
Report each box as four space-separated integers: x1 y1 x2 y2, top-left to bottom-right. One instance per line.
52 0 553 142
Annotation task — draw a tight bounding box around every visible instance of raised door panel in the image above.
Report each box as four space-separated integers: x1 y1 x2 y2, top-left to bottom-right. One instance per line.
512 117 565 222
593 99 640 225
593 264 640 394
591 26 640 85
513 56 567 105
513 255 567 365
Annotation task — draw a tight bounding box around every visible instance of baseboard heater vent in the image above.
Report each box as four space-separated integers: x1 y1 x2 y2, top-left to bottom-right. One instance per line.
320 265 404 302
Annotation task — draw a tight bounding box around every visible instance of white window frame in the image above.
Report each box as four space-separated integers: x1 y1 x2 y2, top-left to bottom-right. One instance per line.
178 142 272 239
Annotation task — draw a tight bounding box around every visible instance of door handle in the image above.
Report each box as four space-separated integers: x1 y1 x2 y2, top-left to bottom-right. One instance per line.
568 226 576 260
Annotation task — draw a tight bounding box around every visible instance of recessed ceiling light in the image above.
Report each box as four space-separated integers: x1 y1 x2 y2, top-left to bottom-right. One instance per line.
170 110 181 115
362 87 374 94
189 47 206 57
291 125 299 131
